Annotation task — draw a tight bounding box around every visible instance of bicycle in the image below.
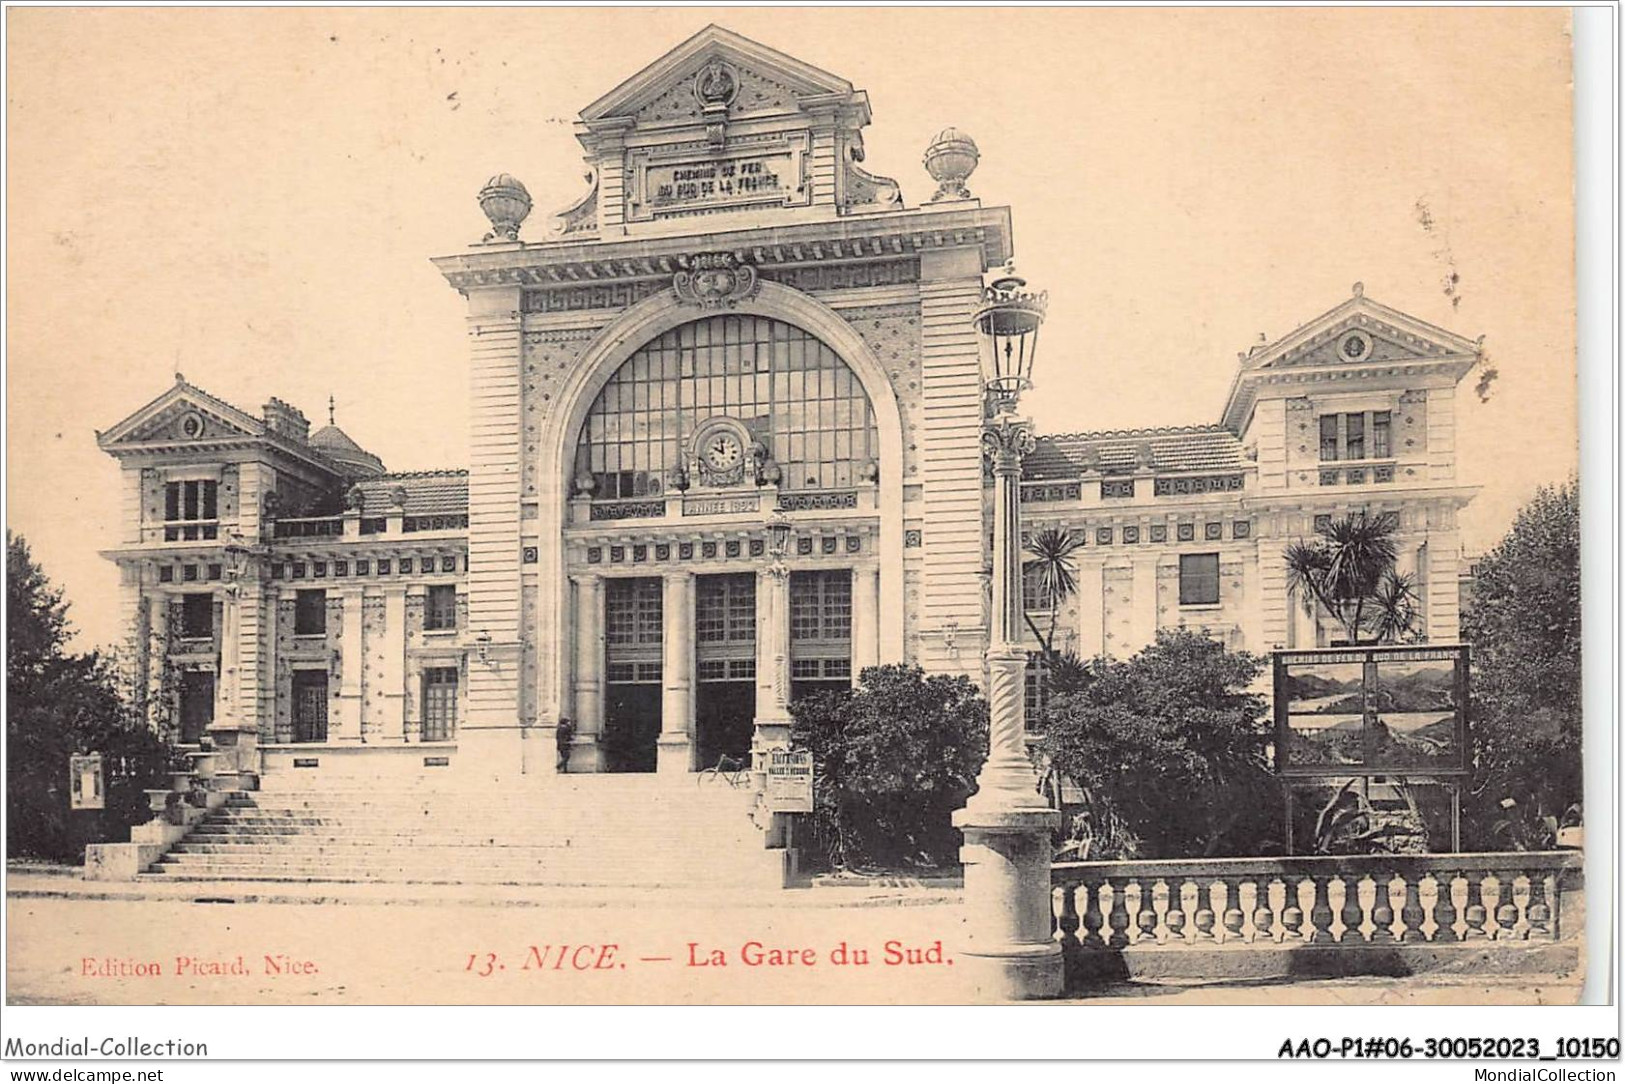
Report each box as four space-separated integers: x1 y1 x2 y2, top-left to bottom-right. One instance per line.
697 753 751 788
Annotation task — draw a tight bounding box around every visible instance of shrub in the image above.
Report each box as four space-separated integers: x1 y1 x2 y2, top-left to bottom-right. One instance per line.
790 664 988 872
1037 629 1281 859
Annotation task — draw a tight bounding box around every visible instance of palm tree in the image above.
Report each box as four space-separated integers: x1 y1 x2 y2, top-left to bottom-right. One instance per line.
1284 511 1419 645
1022 527 1082 660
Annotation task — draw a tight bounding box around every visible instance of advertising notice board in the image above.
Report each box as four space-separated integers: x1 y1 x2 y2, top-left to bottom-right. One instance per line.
765 750 813 813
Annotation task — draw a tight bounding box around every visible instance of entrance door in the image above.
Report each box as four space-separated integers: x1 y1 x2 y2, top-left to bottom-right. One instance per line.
291 670 329 743
178 671 215 745
603 577 662 773
694 573 757 769
696 667 755 768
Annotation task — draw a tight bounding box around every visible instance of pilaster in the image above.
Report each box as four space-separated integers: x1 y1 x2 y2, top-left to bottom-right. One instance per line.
465 286 525 749
1129 554 1159 654
379 586 408 740
850 563 880 677
658 571 696 773
1076 560 1105 659
569 573 606 772
334 587 364 741
917 246 991 672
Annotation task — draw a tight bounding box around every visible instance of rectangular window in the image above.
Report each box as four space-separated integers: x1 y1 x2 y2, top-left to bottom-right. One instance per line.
1319 415 1339 461
790 570 852 643
421 667 458 742
697 574 755 645
1346 412 1365 460
424 585 457 631
1372 411 1391 458
294 589 326 636
1023 562 1055 613
291 670 328 743
163 479 219 541
1178 553 1221 607
1025 658 1049 721
180 593 214 639
605 577 662 646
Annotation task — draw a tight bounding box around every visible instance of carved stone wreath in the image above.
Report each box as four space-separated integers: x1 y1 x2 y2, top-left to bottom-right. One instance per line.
673 253 760 310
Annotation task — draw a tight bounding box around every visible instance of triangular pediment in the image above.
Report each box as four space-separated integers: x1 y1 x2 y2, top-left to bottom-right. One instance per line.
98 380 264 449
1250 290 1481 372
579 25 855 126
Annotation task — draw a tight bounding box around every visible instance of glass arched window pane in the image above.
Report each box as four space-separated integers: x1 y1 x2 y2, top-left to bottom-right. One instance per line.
575 315 877 497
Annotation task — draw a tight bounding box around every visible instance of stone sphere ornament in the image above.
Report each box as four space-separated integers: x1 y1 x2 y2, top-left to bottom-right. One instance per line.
923 127 979 202
478 173 532 242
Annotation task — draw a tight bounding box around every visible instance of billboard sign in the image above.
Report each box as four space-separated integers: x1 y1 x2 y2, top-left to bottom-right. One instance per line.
1273 644 1469 777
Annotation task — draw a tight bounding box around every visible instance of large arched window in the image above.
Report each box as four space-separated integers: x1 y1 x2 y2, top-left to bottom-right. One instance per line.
576 314 878 498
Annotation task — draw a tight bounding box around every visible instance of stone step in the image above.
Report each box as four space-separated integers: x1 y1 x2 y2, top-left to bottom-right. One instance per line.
139 870 758 887
149 854 773 878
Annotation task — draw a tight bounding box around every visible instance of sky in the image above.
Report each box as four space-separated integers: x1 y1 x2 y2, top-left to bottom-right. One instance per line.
6 7 1577 652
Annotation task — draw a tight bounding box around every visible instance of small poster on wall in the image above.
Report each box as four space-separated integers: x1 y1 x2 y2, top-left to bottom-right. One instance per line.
69 753 104 811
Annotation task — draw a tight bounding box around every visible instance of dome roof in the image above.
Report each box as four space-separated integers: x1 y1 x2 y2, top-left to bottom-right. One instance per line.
310 424 386 477
482 173 530 194
929 127 976 148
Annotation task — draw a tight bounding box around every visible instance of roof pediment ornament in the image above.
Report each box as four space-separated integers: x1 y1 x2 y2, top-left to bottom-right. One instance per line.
672 252 760 309
694 59 739 149
578 25 856 128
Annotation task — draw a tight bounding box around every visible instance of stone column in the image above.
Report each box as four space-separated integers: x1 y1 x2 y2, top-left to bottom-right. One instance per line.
379 586 408 740
850 562 880 678
952 412 1062 1000
658 571 696 774
569 573 605 772
205 560 265 782
752 564 792 763
334 587 364 741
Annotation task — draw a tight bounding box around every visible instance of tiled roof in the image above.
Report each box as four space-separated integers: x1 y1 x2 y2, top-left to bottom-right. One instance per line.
353 470 469 516
1023 425 1245 481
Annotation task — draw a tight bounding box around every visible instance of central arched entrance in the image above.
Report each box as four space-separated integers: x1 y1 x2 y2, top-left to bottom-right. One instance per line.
540 282 906 774
574 312 881 771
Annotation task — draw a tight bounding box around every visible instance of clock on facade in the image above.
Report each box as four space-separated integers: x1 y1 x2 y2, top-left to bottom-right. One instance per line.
703 431 743 471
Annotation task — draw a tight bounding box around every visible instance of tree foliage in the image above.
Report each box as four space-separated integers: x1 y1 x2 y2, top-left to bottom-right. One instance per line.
6 532 171 861
1022 527 1083 660
789 664 988 872
1460 479 1582 849
1284 511 1419 644
1037 629 1281 859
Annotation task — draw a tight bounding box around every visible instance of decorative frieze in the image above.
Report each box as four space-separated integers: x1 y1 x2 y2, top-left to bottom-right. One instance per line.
760 259 919 293
1153 474 1244 497
777 491 858 512
1100 479 1136 499
588 500 666 521
522 280 667 314
402 514 469 532
1022 482 1082 503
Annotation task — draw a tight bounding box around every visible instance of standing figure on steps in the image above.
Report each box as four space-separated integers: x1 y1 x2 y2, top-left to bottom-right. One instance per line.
555 718 576 774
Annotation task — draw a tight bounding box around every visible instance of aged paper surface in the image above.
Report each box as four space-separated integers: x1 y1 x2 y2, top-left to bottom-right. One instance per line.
4 6 1582 1019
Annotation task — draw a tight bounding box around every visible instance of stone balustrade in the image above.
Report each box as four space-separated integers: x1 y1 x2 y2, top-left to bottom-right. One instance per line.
1052 852 1582 987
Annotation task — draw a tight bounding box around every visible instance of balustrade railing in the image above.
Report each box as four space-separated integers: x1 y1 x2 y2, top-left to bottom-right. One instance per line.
1052 852 1580 984
271 516 346 539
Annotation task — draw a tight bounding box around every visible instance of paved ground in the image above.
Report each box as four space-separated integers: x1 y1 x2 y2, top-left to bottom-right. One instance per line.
3 871 1582 1006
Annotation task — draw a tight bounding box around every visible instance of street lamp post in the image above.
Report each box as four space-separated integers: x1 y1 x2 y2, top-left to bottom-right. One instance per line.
750 510 795 832
952 266 1063 1000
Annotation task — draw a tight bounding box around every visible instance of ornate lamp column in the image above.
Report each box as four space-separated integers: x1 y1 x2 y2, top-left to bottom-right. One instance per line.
751 511 794 837
952 267 1063 1000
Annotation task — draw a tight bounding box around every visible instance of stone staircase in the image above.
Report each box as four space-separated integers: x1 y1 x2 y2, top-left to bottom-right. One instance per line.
139 775 787 888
